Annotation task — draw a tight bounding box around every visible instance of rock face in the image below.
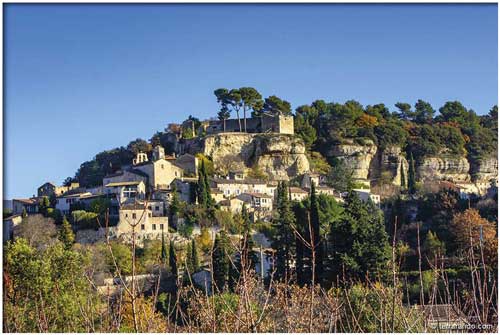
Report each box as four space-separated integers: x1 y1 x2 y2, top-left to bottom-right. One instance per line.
417 156 471 182
324 140 377 179
370 146 408 186
182 133 310 180
471 156 498 183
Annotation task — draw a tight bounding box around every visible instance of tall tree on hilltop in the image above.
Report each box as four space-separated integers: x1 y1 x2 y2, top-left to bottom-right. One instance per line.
215 88 231 132
414 99 435 124
408 153 416 195
262 95 292 116
271 181 296 281
239 87 264 132
58 216 74 250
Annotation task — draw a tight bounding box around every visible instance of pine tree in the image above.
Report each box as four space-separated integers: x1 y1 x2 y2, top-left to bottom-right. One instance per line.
408 153 416 194
400 161 406 189
169 240 178 278
271 181 296 281
58 215 75 249
212 230 230 292
309 182 324 285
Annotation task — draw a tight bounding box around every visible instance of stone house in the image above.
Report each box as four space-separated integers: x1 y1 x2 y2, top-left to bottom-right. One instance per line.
55 192 92 215
104 180 146 204
132 149 184 190
37 181 80 197
210 188 225 203
353 189 381 207
174 153 198 177
116 202 168 239
301 172 320 189
102 169 149 190
236 192 274 221
219 197 246 214
12 198 39 215
289 187 309 202
212 178 277 198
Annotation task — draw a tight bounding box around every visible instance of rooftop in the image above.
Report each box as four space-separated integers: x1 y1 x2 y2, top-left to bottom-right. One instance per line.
105 181 142 187
13 198 38 205
289 187 308 194
213 178 267 185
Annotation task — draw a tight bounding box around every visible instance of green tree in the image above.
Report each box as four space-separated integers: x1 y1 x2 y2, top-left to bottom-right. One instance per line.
58 216 74 249
262 95 292 116
329 191 390 280
239 87 264 132
271 181 296 281
395 102 414 121
38 196 50 216
294 113 317 149
212 230 231 292
169 240 178 278
22 208 27 218
186 238 200 273
215 88 232 131
414 99 435 124
309 182 324 284
197 159 213 208
161 230 168 266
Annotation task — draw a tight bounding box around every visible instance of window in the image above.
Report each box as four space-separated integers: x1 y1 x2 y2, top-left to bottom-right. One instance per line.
132 213 137 219
160 224 164 230
141 224 145 230
125 213 128 218
161 164 164 169
155 206 160 211
152 224 156 230
148 213 152 217
148 206 152 210
175 171 178 177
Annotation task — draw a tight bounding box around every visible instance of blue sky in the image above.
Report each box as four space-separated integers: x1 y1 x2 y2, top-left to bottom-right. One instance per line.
4 4 498 199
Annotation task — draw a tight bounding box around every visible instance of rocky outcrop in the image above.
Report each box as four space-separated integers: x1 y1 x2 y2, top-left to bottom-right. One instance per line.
323 140 377 179
370 146 408 186
182 133 310 180
470 156 498 183
417 156 471 182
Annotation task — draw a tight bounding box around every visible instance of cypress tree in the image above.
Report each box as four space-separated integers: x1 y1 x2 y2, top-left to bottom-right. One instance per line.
38 196 50 216
169 240 178 278
408 153 416 194
309 182 324 285
58 215 75 249
187 238 200 273
271 181 296 281
197 160 208 207
212 230 230 292
161 230 168 266
22 208 27 218
400 161 406 189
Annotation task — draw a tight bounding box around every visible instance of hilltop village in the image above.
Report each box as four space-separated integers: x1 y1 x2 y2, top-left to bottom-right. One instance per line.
4 90 498 332
8 113 378 243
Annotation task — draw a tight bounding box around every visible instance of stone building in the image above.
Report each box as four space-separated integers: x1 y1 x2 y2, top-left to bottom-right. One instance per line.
205 114 294 135
132 147 184 190
12 198 39 215
37 181 80 197
116 202 168 239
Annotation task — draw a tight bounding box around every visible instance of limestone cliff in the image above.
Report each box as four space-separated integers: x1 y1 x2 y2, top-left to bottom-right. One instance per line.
181 133 310 180
370 146 408 186
324 140 377 180
470 156 498 183
417 156 471 182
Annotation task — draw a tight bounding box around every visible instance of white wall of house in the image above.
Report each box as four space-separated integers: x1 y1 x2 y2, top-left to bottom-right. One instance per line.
117 207 168 237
